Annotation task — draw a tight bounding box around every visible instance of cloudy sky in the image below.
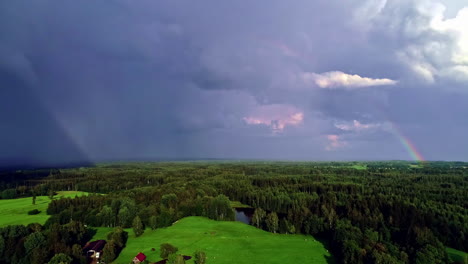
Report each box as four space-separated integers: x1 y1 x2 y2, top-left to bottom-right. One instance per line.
1 0 467 165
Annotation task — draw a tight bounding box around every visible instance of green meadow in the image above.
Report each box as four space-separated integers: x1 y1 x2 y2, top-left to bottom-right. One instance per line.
229 201 252 208
351 164 367 170
90 227 116 240
0 191 88 227
110 216 333 264
447 247 468 263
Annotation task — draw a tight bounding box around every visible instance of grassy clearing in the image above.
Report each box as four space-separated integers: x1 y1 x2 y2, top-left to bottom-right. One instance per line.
0 191 88 227
447 247 467 263
351 164 367 170
90 227 117 241
111 216 333 264
230 201 252 208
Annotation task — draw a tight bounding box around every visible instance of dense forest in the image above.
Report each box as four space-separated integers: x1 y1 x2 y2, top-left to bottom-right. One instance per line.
0 161 467 263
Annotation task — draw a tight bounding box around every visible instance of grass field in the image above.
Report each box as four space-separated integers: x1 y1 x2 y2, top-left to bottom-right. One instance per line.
0 191 88 227
230 201 252 208
447 247 468 263
351 165 367 170
111 216 333 264
90 227 116 240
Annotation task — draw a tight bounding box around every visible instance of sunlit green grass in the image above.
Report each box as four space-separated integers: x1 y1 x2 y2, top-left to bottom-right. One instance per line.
111 216 333 264
90 227 116 240
0 191 88 227
230 201 252 208
447 247 468 263
351 165 367 170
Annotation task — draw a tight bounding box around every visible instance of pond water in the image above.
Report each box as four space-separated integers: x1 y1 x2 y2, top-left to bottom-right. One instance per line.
234 208 255 225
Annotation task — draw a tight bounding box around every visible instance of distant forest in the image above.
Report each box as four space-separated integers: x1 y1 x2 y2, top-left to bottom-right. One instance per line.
0 161 467 264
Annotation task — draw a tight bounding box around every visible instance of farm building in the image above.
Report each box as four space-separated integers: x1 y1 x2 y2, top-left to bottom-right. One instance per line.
133 252 147 264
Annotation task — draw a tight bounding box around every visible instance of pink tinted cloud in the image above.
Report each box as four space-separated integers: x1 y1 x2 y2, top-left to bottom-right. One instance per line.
326 134 347 150
243 104 304 132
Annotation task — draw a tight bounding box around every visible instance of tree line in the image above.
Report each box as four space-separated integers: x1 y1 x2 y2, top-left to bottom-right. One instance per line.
0 161 466 263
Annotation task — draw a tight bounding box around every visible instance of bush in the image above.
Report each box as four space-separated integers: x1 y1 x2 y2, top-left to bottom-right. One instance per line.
48 253 72 264
1 189 17 199
28 209 41 215
167 254 185 264
102 240 117 263
194 250 207 264
132 216 144 237
160 243 178 259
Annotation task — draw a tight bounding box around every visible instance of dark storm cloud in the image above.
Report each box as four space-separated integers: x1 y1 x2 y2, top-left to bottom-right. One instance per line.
0 0 467 164
0 69 89 166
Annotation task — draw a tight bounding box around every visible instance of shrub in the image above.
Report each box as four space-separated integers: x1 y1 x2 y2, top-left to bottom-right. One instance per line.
160 243 178 258
194 250 207 264
28 209 41 215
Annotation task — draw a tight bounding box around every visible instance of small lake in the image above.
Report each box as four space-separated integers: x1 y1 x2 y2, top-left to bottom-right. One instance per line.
234 208 255 225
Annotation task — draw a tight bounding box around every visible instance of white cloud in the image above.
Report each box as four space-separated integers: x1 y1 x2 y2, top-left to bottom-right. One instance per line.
440 65 468 82
335 120 377 131
302 71 398 89
359 0 468 85
353 0 387 26
243 104 304 132
335 120 391 133
397 45 437 83
430 7 468 65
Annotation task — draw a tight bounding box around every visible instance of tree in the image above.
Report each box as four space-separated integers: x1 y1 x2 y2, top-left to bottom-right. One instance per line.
174 255 186 264
266 212 279 233
160 243 178 258
279 218 287 234
157 207 174 227
308 215 325 235
0 235 4 258
415 244 447 264
71 244 84 262
286 220 296 234
208 195 234 221
97 206 113 227
107 227 128 248
1 189 17 199
194 250 207 264
48 190 55 200
27 223 43 233
167 254 185 264
162 193 178 209
149 215 158 230
48 253 72 264
24 232 46 253
132 216 144 237
30 248 49 264
18 185 27 195
342 239 361 263
118 207 131 227
102 240 117 263
252 208 266 228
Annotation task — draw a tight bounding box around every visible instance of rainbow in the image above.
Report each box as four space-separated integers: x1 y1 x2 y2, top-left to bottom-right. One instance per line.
262 38 426 162
390 123 425 162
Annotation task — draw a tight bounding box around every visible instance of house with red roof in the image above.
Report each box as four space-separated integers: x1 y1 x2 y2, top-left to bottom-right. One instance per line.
133 252 147 264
